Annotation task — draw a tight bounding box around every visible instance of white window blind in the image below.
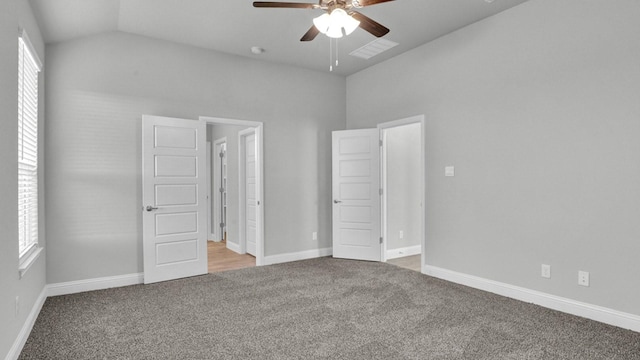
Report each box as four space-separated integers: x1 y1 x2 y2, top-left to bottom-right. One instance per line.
18 31 42 258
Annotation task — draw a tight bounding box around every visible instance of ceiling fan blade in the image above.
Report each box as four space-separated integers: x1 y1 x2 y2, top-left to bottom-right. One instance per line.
350 11 390 37
253 1 317 9
354 0 395 7
300 25 320 41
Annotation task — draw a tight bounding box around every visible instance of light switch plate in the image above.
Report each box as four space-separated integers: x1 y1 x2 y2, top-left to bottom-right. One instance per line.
445 166 455 177
541 264 551 278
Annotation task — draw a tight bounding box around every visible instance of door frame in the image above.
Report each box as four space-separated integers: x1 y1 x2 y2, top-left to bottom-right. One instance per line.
211 137 227 242
377 115 426 271
207 141 212 240
200 116 264 266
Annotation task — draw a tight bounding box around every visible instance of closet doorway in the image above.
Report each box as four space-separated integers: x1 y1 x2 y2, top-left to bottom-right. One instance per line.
379 116 425 273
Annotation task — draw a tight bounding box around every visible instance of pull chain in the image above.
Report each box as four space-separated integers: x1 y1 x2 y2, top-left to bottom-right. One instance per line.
327 36 342 72
329 38 340 72
336 38 339 67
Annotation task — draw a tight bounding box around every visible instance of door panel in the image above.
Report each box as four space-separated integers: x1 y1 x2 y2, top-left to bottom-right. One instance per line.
155 156 197 177
155 212 198 235
155 184 197 206
340 183 371 200
154 126 197 148
156 240 198 264
332 129 381 261
340 205 372 223
339 159 371 177
143 115 207 284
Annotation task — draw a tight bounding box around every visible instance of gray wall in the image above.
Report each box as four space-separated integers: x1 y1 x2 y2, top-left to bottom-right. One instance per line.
45 32 345 284
207 123 251 247
386 123 421 251
0 0 47 358
347 0 640 316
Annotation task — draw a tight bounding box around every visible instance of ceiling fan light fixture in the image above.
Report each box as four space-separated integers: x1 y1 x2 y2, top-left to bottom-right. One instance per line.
313 13 331 34
341 12 361 35
326 26 344 38
313 8 361 38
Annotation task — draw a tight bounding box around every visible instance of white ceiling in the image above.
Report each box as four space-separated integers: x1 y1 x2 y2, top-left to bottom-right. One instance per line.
29 0 529 76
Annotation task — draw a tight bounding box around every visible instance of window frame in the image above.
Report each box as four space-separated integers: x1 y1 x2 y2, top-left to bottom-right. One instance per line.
17 29 43 276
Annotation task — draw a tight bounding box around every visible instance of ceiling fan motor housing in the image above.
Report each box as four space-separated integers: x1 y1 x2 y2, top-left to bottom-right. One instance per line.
253 0 393 41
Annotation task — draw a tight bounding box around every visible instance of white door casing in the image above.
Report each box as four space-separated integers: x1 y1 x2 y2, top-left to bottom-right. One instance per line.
378 115 426 266
332 129 381 261
142 115 208 284
240 129 258 256
200 116 264 266
207 141 212 240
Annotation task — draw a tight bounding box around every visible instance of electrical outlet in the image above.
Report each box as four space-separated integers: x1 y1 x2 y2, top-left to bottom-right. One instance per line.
312 232 317 241
578 271 590 287
15 296 19 316
541 264 551 279
399 230 404 239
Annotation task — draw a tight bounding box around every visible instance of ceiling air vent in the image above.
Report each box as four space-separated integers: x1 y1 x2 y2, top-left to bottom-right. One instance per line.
349 38 398 60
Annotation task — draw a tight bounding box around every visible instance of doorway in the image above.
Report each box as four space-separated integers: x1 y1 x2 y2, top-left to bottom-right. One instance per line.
202 116 264 269
331 115 425 273
379 116 425 273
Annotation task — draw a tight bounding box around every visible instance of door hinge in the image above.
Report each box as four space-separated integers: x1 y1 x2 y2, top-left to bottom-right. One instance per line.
379 139 383 147
379 188 383 196
379 237 383 244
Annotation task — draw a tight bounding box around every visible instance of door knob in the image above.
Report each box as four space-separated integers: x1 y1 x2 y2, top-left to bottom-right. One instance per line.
146 205 159 211
333 200 342 204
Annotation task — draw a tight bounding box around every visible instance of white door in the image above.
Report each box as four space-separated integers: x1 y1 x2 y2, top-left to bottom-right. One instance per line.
212 139 227 242
142 115 208 284
243 132 258 256
332 129 381 261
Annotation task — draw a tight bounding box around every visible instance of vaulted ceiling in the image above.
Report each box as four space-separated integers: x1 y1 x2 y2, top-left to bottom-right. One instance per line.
29 0 529 76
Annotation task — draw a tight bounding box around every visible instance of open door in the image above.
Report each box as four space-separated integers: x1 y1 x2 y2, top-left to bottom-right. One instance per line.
142 115 207 284
332 129 381 261
212 138 227 242
239 128 258 256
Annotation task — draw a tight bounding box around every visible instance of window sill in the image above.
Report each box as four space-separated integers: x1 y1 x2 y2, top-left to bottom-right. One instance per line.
19 247 43 279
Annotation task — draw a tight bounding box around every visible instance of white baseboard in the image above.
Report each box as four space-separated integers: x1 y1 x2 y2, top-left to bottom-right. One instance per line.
423 265 640 333
225 241 241 254
47 273 144 297
263 247 332 266
5 287 47 360
386 245 421 260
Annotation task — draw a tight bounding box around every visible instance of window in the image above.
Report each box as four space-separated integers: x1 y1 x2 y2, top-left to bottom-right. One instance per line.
18 30 42 261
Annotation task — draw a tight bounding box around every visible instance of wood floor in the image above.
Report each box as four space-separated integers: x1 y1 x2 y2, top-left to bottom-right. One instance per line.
208 242 419 274
387 254 421 272
207 240 255 273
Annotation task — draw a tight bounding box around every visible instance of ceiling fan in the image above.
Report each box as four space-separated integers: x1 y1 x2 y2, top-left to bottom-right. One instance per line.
253 0 393 41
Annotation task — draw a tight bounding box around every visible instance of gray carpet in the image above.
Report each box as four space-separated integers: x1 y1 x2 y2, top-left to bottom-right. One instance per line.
20 258 640 359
